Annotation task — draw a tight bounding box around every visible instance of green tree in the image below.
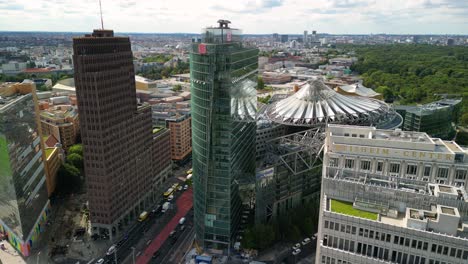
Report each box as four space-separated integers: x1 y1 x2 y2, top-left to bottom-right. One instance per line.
68 144 83 157
461 113 468 127
55 163 82 194
258 95 271 104
67 153 83 170
257 77 265 90
172 84 182 92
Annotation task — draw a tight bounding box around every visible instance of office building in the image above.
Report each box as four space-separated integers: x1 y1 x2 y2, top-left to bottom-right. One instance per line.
272 33 279 42
281 34 289 43
166 115 192 162
73 29 171 239
190 20 258 250
0 83 50 256
303 30 308 44
316 125 468 264
396 99 461 140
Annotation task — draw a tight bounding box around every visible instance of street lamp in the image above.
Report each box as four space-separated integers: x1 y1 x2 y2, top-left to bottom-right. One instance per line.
131 247 136 264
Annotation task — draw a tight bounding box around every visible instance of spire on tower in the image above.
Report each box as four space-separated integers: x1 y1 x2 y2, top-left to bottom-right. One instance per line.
99 0 104 30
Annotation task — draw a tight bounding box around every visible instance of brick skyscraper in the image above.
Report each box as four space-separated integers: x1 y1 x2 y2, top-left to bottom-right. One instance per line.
73 30 170 239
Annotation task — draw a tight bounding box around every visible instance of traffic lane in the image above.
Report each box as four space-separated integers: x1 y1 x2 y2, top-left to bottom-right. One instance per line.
116 187 186 260
101 203 173 262
284 240 317 264
135 188 193 264
104 185 186 262
151 209 194 263
117 210 177 262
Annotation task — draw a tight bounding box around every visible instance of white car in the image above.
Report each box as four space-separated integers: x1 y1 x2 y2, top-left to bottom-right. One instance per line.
183 185 188 190
167 195 174 201
96 259 105 264
177 186 183 191
302 238 311 245
295 243 301 249
292 248 301 256
106 244 116 255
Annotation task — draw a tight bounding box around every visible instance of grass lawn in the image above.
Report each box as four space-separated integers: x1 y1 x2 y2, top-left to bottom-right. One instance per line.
331 199 378 221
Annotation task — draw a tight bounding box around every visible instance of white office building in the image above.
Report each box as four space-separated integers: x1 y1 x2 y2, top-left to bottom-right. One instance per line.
316 125 468 264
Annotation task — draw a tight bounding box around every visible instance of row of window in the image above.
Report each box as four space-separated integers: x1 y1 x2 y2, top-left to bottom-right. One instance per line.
330 157 467 182
324 220 468 260
320 255 353 264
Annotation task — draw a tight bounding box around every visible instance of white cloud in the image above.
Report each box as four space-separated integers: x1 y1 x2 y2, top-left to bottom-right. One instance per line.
0 0 466 34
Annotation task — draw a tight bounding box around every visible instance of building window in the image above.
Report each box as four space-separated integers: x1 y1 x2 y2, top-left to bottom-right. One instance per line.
437 167 449 178
329 158 339 168
345 159 355 169
360 160 371 171
389 163 400 174
376 161 383 172
455 170 467 181
424 166 432 177
406 164 417 175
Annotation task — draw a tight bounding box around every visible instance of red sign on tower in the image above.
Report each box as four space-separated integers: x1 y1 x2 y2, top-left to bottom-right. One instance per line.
198 43 206 54
227 31 232 42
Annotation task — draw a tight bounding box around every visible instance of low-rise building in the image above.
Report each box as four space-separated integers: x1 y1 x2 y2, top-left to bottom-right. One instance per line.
166 115 192 162
40 104 80 149
44 147 63 196
262 71 292 84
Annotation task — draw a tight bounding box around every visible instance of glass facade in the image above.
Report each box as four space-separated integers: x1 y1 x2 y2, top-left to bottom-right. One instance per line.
190 24 258 250
0 93 49 256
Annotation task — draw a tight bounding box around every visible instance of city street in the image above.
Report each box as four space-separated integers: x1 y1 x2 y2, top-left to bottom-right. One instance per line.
135 188 193 264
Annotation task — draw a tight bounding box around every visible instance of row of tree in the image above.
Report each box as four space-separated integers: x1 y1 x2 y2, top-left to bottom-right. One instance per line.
350 44 468 106
54 144 84 195
138 61 189 80
242 197 320 251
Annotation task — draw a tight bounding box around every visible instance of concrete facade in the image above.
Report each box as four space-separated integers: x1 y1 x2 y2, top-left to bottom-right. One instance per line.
316 125 468 264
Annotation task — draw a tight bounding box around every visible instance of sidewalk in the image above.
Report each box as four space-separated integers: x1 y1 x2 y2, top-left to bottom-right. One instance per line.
136 188 193 264
0 241 27 264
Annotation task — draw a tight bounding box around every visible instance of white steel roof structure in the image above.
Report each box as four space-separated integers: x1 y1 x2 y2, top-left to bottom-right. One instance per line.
265 79 402 129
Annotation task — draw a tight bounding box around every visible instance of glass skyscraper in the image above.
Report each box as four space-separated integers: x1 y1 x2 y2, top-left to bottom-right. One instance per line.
190 20 258 250
0 85 50 256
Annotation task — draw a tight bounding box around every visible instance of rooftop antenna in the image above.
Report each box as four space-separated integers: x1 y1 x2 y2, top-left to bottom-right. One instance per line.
99 0 104 29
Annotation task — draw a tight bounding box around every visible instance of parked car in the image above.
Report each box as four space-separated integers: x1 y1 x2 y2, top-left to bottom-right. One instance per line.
302 237 311 245
177 186 183 191
180 225 186 231
96 259 105 264
292 248 301 256
167 195 174 202
152 251 160 259
183 185 188 190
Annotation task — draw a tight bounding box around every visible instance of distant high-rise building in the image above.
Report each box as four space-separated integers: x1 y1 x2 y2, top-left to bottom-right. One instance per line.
272 33 279 42
303 30 308 43
73 29 171 239
447 38 455 46
316 125 468 264
190 20 258 251
281 34 289 43
0 82 50 256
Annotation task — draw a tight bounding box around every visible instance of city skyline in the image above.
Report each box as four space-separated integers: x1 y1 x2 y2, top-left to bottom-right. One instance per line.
1 0 467 35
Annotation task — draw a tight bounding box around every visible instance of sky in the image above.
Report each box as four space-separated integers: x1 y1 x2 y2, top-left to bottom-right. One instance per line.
1 0 467 34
